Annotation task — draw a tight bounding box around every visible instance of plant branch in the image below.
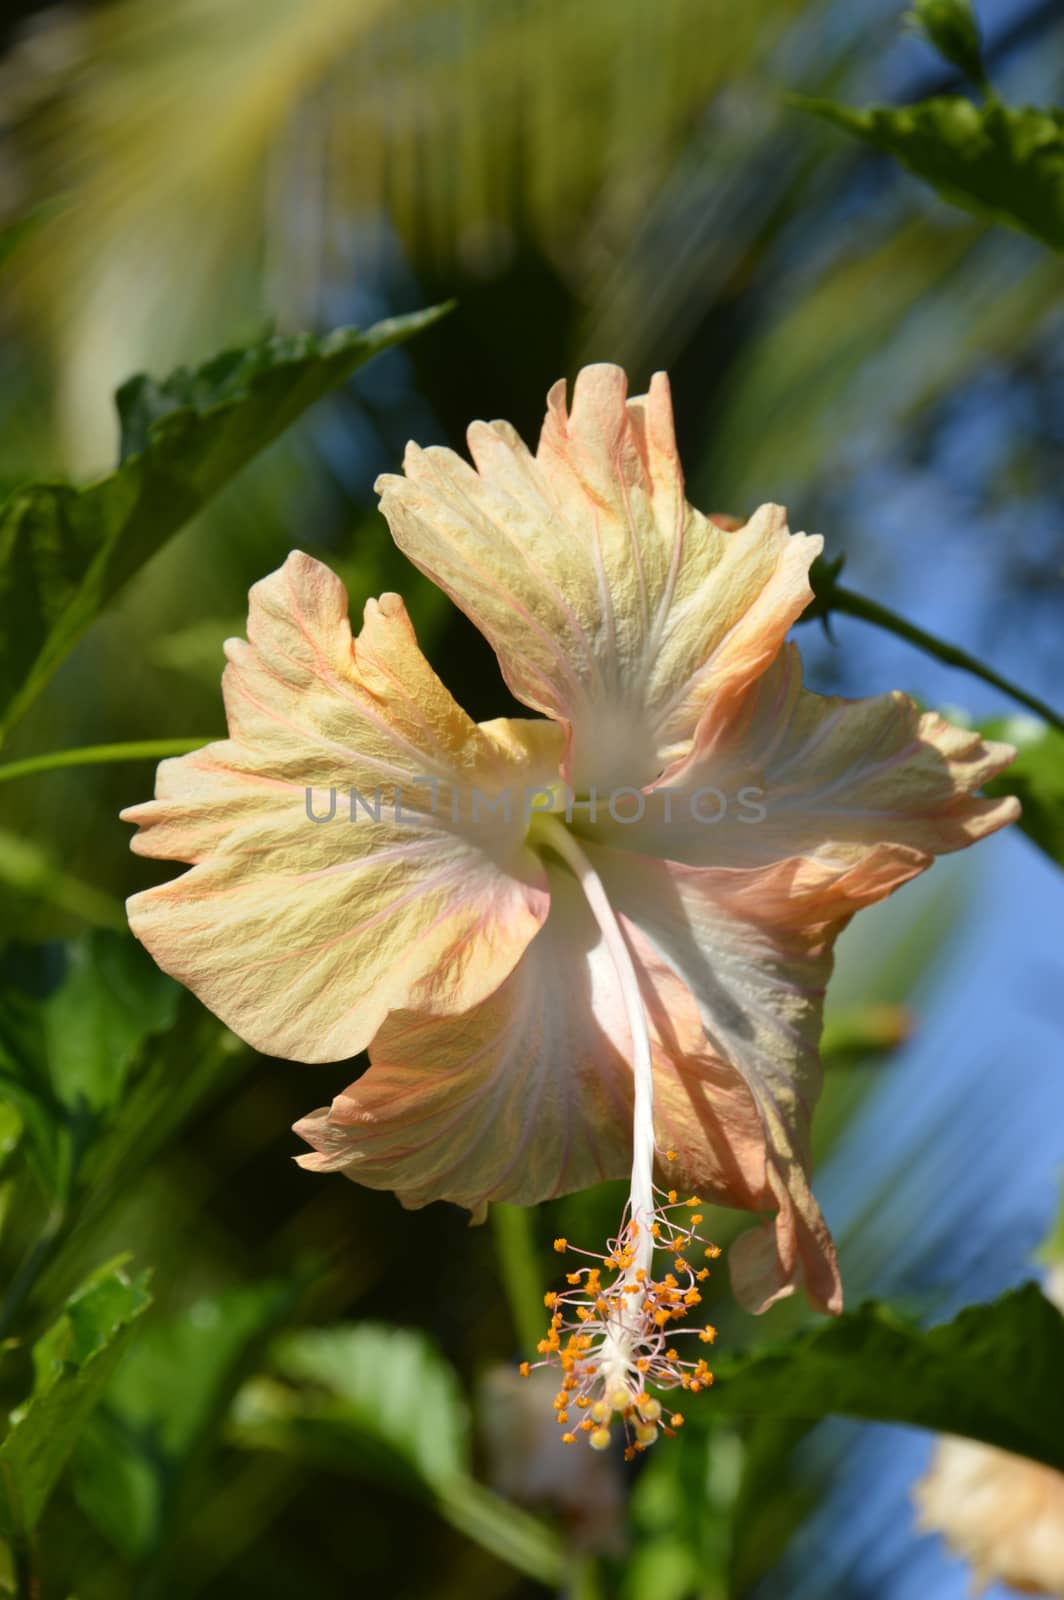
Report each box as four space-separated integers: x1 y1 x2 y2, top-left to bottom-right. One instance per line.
0 739 216 786
808 560 1064 732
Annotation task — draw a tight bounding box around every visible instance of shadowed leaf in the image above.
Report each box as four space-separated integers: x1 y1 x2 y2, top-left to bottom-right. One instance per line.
0 1259 151 1538
231 1324 565 1585
74 1275 309 1560
711 1284 1064 1470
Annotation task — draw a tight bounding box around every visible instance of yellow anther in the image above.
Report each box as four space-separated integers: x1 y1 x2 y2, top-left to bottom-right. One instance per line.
544 1291 558 1308
667 1190 679 1205
518 1361 530 1377
666 1149 678 1161
553 1238 568 1253
566 1272 581 1285
700 1325 717 1343
670 1413 684 1428
690 1214 703 1225
686 1196 702 1208
704 1245 722 1260
556 1410 569 1424
589 1427 612 1451
561 1432 576 1444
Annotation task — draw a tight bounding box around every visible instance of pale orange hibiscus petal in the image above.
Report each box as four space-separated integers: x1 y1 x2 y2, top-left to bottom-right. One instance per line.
375 366 820 791
584 843 934 1315
122 551 561 1062
294 862 771 1219
588 642 1019 869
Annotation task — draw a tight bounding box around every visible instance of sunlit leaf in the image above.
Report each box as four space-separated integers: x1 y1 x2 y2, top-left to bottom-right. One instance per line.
232 1324 565 1585
981 717 1064 868
0 1258 151 1538
234 1324 469 1493
800 95 1064 252
0 306 447 738
74 1275 308 1560
711 1284 1064 1470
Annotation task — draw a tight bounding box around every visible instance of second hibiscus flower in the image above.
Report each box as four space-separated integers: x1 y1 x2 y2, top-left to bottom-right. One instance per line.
123 364 1018 1328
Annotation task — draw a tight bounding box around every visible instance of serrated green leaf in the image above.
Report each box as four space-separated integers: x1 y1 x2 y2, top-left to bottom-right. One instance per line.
0 1260 151 1538
0 933 180 1202
906 0 986 86
711 1284 1064 1470
0 305 448 738
800 96 1064 252
231 1324 565 1585
982 717 1064 868
234 1323 470 1490
74 1274 307 1560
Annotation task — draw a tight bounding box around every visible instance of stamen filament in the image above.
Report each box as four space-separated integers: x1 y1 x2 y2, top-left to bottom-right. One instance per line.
523 817 719 1453
533 815 655 1269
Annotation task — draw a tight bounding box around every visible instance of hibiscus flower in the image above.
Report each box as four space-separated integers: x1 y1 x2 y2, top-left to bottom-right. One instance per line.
123 365 1017 1370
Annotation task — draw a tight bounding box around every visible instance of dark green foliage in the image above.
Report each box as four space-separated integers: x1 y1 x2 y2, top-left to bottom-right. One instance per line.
0 308 448 738
711 1284 1064 1471
801 96 1064 251
0 1261 151 1539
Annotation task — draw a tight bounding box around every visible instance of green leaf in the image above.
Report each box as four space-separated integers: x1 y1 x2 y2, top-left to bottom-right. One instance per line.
906 0 986 86
0 1259 151 1538
711 1284 1064 1470
0 933 180 1203
74 1275 307 1560
234 1323 470 1492
0 305 448 738
0 828 125 932
982 717 1064 868
799 96 1064 252
232 1324 565 1586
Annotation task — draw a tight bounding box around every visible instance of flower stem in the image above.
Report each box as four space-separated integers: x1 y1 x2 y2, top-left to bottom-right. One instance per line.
12 1531 41 1600
534 817 655 1270
491 1203 546 1359
821 579 1064 733
0 738 217 785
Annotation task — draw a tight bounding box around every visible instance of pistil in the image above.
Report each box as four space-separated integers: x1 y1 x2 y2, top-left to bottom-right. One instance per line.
524 816 720 1454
